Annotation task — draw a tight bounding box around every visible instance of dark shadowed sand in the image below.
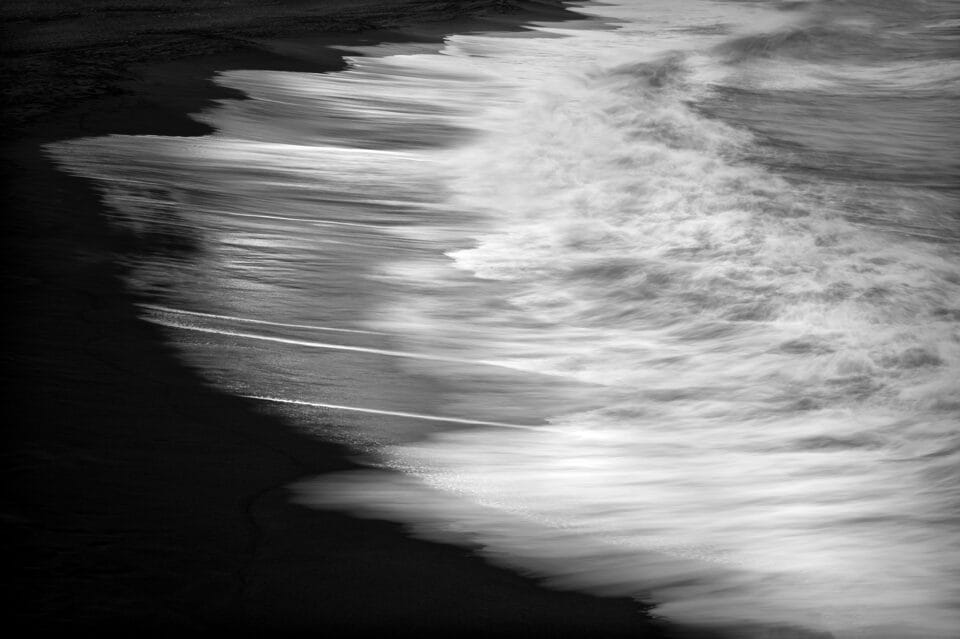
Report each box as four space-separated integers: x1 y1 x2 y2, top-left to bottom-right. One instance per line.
1 1 677 635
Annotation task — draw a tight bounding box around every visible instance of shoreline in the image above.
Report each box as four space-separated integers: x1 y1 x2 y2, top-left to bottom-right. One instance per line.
2 1 673 634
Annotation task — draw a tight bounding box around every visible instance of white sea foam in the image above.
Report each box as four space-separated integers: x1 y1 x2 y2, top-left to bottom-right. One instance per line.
49 0 960 636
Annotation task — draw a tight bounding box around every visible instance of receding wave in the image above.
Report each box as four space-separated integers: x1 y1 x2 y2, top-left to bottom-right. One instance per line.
48 0 960 637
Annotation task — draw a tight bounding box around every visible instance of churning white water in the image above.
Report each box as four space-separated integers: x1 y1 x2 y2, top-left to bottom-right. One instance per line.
52 0 960 637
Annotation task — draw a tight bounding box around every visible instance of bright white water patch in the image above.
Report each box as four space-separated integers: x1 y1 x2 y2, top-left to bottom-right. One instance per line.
51 0 960 637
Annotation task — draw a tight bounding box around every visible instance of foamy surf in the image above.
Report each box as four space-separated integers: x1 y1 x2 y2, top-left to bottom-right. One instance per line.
49 0 960 637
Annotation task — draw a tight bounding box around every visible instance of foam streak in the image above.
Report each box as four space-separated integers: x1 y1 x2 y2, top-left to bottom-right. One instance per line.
243 394 547 430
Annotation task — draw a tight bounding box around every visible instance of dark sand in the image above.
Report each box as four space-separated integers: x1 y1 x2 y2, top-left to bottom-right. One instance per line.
1 1 675 635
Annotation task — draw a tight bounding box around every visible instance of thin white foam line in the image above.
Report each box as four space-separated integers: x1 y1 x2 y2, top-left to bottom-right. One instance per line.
145 317 498 366
242 394 548 431
312 220 389 230
221 140 425 159
141 305 385 335
210 209 389 229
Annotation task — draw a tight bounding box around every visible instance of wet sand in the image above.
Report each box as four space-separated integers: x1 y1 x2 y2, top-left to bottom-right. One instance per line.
0 1 672 635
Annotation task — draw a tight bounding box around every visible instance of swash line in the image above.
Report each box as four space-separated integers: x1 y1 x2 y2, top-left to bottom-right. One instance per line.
242 394 549 431
144 316 503 367
141 304 386 334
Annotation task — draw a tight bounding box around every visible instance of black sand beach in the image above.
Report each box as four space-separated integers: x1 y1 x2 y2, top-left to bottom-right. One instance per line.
1 1 671 635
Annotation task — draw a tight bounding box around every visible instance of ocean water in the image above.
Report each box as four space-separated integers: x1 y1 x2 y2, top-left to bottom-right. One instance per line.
51 0 960 637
